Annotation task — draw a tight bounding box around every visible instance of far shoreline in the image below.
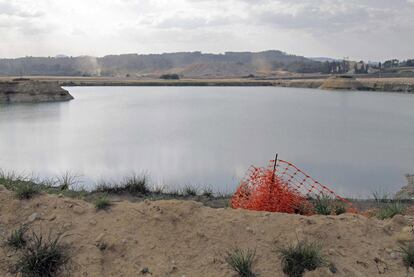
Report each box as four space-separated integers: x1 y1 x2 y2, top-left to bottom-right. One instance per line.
1 76 414 93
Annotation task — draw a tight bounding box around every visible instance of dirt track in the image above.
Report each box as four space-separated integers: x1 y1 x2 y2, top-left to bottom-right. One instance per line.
1 187 414 276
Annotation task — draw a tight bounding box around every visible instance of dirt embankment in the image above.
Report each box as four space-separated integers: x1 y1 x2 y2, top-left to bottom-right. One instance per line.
1 187 414 276
274 77 414 93
0 79 74 103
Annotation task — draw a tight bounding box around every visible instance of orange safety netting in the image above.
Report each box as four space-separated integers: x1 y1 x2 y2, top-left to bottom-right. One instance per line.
231 158 355 215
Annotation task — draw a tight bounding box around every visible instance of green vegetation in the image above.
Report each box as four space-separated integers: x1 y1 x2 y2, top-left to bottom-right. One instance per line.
183 185 198 196
13 182 40 200
312 195 347 215
151 185 165 195
15 232 69 277
5 225 28 250
278 240 325 277
332 202 346 215
313 196 332 215
122 174 150 195
371 189 391 204
95 174 150 196
94 194 111 210
225 248 256 277
56 172 79 191
1 169 231 209
400 243 414 268
160 73 180 80
202 186 213 198
375 202 406 220
0 171 40 199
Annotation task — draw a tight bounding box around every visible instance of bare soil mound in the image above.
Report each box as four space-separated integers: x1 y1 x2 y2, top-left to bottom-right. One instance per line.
0 80 73 103
319 76 365 91
0 187 412 276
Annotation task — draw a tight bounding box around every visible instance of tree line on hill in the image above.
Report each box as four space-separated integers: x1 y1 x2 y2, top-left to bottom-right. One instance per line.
0 51 412 77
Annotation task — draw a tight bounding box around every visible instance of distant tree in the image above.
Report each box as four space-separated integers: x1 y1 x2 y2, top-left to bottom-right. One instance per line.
406 59 414 67
383 59 399 68
354 63 358 74
160 73 180 80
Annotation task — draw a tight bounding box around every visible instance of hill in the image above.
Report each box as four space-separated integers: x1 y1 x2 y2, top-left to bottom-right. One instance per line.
0 51 326 78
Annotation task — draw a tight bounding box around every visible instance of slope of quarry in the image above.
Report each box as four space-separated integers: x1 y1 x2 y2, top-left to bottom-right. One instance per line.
0 79 73 103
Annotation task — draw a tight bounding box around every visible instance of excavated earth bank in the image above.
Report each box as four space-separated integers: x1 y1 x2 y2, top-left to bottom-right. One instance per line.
0 79 73 103
0 187 413 276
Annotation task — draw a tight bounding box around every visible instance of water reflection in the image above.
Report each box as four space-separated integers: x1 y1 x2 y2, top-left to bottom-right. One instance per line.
0 87 413 197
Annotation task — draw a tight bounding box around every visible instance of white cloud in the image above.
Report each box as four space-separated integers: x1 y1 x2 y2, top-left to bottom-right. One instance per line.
0 0 413 60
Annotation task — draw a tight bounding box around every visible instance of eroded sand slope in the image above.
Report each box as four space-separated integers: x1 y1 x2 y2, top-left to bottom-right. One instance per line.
0 187 412 276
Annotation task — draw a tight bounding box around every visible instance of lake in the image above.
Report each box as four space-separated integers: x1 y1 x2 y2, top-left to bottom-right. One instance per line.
1 86 413 198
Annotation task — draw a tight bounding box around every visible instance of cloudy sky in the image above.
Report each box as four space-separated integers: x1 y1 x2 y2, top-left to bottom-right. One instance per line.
0 0 413 60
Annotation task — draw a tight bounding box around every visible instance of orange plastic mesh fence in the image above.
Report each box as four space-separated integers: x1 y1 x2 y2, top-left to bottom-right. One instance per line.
231 159 355 215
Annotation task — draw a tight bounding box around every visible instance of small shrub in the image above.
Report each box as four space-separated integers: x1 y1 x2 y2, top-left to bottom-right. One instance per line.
278 240 325 277
313 196 332 215
160 73 180 80
0 170 23 185
167 189 183 197
372 189 390 204
400 243 414 268
225 248 256 277
94 195 111 210
95 174 149 196
376 202 406 220
57 172 79 191
14 182 40 200
123 174 149 195
202 187 214 197
6 225 28 250
183 185 198 196
15 232 69 277
217 191 233 199
151 185 165 195
333 202 346 215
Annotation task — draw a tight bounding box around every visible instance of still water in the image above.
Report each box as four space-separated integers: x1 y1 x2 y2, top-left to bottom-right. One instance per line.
1 86 413 197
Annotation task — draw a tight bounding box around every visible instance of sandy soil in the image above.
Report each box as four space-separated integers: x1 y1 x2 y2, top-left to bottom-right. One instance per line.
1 187 414 277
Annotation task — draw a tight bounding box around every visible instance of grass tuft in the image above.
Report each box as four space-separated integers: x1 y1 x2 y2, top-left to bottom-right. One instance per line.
371 189 391 204
151 185 165 195
14 182 40 200
313 195 332 215
183 185 198 196
95 174 149 196
123 174 149 195
16 233 69 277
202 186 214 198
15 231 69 277
400 243 414 268
6 225 28 250
376 202 406 220
278 240 325 277
225 248 256 277
332 202 346 215
0 169 25 185
56 172 79 191
311 195 347 215
94 195 111 210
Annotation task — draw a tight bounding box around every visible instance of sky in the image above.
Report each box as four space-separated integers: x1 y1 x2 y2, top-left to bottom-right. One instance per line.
0 0 413 61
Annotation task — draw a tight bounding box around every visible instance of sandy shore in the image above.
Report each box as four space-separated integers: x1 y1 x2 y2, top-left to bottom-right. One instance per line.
1 187 413 276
